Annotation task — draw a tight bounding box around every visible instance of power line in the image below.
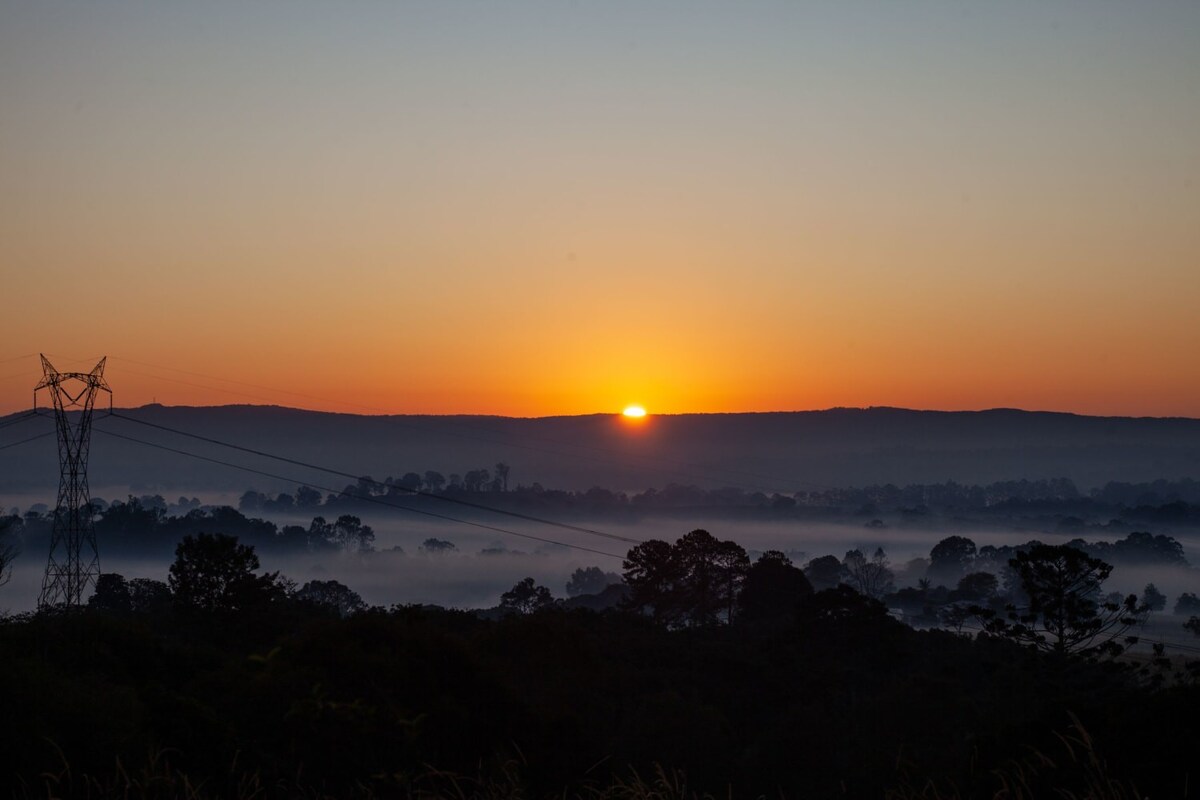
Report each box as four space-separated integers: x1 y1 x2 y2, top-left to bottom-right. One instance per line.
0 431 54 451
104 410 642 546
106 354 834 493
91 425 627 560
0 410 43 431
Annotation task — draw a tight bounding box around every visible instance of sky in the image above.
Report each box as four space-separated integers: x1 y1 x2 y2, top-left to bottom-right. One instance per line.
2 1 1198 417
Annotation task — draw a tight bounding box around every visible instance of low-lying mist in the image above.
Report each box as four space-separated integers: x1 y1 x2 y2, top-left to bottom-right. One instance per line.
3 516 1197 620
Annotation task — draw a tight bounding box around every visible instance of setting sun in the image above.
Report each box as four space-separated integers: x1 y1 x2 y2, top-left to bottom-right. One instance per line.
622 405 647 418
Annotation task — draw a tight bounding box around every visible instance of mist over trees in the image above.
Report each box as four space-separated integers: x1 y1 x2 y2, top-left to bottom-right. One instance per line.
3 521 1197 798
5 401 1200 790
564 566 621 597
6 479 1195 631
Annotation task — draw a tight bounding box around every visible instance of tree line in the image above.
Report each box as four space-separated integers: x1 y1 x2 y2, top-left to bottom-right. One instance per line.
206 474 1200 532
3 523 1199 798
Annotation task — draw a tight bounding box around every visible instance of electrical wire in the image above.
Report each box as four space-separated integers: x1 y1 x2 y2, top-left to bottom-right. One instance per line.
90 425 627 560
105 354 834 493
103 410 642 546
0 411 42 431
0 431 54 451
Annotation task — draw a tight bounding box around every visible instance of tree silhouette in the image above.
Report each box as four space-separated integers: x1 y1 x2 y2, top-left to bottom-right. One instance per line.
296 485 323 509
928 536 977 586
675 529 749 626
296 579 367 617
976 544 1144 658
307 516 334 551
127 577 171 613
88 573 132 612
331 515 375 552
168 533 285 613
499 577 554 614
842 547 894 599
738 550 813 624
804 555 845 591
622 530 747 627
1175 593 1200 615
622 539 681 626
566 566 621 597
955 571 999 601
423 471 446 493
1141 583 1167 612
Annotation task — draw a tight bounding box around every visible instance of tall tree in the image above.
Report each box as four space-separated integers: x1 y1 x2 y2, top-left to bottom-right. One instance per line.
738 550 813 624
296 579 367 617
499 577 554 614
423 471 446 493
566 566 621 597
713 537 751 624
331 515 375 553
295 485 323 509
307 516 335 551
88 573 132 612
168 533 285 613
675 529 725 626
622 539 681 626
843 547 894 599
494 462 511 492
1141 583 1167 612
977 544 1145 658
928 536 977 586
804 555 845 591
622 530 748 627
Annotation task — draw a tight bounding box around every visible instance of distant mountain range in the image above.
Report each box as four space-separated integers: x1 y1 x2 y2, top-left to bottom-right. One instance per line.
2 404 1199 500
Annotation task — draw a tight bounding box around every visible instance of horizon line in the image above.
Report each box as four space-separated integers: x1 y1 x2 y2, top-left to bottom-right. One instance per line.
4 400 1199 423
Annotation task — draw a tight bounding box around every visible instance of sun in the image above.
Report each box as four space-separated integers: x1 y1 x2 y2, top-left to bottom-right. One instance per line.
622 405 647 418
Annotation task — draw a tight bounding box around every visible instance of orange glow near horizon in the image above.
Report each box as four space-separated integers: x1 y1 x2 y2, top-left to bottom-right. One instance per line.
1 332 1200 419
2 4 1199 419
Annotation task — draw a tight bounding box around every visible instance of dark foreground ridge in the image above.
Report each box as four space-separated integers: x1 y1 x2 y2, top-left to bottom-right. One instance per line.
2 533 1198 799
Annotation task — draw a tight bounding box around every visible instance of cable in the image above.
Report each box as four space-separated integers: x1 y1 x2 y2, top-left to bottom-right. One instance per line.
0 354 37 366
0 431 54 451
107 354 833 493
91 425 627 561
0 411 42 431
104 411 642 546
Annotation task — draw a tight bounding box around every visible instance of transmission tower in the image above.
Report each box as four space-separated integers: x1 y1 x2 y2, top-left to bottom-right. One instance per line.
36 354 111 610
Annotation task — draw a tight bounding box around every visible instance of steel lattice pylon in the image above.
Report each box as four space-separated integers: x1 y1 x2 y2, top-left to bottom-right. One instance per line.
36 354 111 610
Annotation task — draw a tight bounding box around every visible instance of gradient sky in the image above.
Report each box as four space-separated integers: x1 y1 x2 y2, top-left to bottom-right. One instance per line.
2 1 1198 417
